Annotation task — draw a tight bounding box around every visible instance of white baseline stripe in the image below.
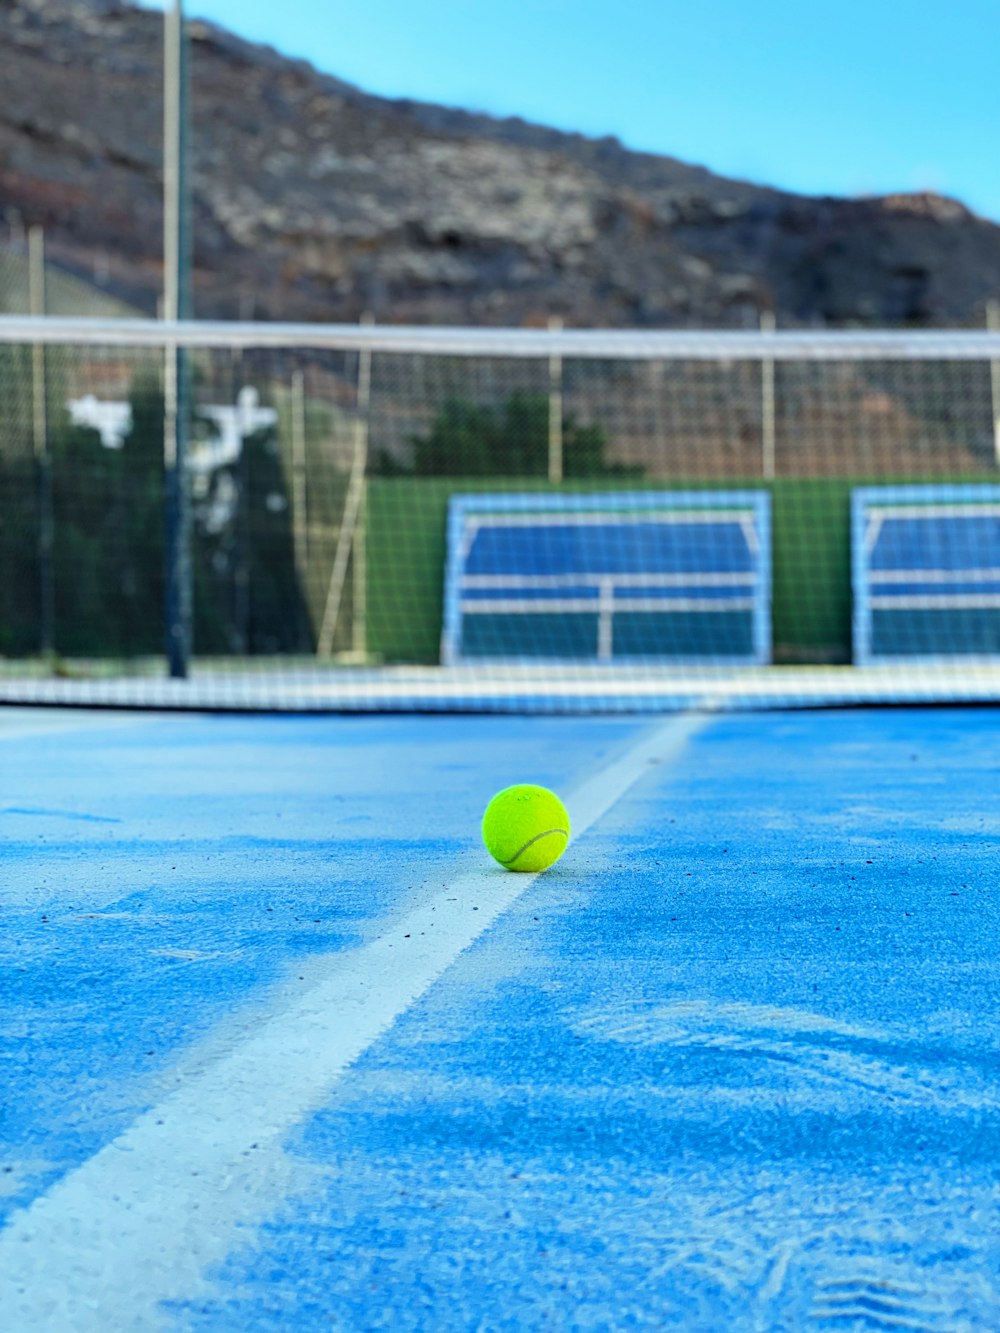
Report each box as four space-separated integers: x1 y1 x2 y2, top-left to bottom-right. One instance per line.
0 713 708 1331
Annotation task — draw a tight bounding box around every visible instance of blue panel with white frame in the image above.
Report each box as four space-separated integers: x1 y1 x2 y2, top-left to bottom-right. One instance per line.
852 484 1000 664
442 491 771 666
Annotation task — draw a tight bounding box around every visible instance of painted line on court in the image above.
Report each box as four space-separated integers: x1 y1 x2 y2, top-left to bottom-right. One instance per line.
0 712 709 1331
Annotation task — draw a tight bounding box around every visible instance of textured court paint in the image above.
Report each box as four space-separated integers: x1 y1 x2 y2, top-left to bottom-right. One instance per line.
0 712 644 1228
152 707 999 1332
0 707 152 741
3 708 998 1329
0 711 703 1329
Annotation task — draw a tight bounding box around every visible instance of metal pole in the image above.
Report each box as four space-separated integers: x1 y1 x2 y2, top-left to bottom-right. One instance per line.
8 210 25 253
548 315 564 483
760 309 776 480
988 300 1000 469
290 368 314 650
351 490 367 660
291 369 308 584
163 0 192 678
29 226 54 657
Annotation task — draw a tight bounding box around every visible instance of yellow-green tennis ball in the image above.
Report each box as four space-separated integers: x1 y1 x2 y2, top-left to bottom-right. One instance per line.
482 784 570 872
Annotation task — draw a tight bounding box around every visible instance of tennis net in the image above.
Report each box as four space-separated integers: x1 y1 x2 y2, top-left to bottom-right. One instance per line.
1 316 999 711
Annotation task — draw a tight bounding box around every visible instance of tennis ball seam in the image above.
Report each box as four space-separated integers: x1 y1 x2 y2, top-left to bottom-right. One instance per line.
503 827 569 868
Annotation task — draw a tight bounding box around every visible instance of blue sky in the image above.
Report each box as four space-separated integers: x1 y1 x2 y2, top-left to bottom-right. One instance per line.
140 0 999 221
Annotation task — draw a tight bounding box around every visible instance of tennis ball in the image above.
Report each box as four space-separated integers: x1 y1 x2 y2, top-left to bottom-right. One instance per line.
482 784 570 872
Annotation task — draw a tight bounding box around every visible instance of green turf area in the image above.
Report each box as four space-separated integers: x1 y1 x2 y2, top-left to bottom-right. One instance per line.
365 476 984 667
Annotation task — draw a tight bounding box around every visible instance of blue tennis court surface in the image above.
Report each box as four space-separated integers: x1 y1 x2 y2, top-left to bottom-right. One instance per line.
443 492 771 666
2 705 999 1329
853 485 1000 664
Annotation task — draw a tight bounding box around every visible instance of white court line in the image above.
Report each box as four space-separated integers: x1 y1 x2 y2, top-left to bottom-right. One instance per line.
0 711 709 1331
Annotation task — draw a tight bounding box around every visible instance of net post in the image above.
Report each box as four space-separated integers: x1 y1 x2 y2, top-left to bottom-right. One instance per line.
162 0 192 679
988 300 1000 469
28 225 54 659
760 309 776 480
548 315 564 483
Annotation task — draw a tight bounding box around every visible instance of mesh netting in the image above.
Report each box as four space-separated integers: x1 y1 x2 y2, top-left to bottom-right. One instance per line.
1 317 998 710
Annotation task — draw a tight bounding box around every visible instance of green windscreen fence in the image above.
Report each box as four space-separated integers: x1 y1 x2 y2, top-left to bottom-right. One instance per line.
0 317 998 711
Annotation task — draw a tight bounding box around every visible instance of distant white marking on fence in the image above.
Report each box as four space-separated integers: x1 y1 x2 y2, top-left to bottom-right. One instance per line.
871 594 1000 609
866 503 1000 520
460 597 754 614
466 509 753 527
870 568 1000 584
461 572 754 589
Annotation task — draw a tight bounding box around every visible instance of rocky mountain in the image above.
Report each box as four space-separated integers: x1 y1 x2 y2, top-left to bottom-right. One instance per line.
2 0 999 327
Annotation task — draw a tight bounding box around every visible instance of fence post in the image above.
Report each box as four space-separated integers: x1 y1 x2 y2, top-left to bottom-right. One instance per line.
760 309 776 481
352 489 368 661
29 225 54 658
548 316 563 483
317 314 373 659
290 369 308 585
352 317 373 660
988 300 1000 469
163 0 192 678
289 368 314 653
